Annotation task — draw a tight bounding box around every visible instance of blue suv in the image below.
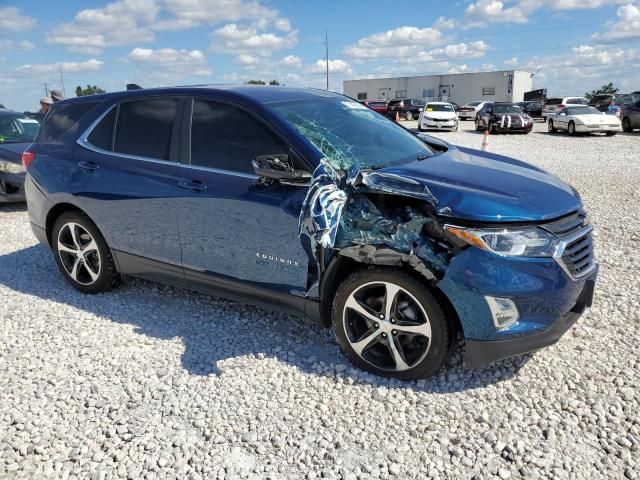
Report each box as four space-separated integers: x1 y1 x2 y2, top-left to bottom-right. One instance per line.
23 86 597 380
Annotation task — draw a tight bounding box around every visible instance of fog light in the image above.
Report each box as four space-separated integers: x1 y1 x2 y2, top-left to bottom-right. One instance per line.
485 296 519 331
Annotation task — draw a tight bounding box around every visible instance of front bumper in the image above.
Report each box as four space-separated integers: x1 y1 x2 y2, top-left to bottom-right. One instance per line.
493 125 533 133
465 276 596 368
421 119 457 130
0 171 26 203
437 246 598 369
575 124 621 133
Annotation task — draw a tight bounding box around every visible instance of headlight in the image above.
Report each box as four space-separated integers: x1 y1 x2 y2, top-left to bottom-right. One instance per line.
445 225 560 257
0 161 24 174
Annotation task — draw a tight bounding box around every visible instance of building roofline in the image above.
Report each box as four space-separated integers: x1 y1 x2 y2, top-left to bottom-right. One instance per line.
344 70 532 83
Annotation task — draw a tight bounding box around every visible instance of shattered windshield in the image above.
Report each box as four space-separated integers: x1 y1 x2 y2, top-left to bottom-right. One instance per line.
272 98 433 170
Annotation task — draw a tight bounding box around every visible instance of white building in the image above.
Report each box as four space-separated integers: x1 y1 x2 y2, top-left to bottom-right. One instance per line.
343 70 533 105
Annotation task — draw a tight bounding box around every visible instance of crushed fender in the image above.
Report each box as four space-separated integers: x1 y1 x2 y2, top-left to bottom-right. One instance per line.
299 159 454 297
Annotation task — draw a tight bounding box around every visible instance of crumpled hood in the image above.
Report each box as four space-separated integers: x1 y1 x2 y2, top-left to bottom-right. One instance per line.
373 144 581 222
0 142 29 164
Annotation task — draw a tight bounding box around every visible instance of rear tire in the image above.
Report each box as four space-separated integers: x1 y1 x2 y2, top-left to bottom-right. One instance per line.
622 117 632 132
568 121 576 136
332 269 450 380
52 211 119 294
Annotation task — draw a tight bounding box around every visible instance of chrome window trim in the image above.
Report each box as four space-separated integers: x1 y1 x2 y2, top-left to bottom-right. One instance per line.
179 162 258 180
551 224 597 281
76 103 178 166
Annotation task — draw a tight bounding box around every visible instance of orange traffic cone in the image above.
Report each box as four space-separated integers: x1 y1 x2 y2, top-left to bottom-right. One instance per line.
481 130 489 151
395 111 400 123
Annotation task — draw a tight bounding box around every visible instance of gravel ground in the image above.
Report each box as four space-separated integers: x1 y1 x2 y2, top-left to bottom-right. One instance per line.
1 121 639 479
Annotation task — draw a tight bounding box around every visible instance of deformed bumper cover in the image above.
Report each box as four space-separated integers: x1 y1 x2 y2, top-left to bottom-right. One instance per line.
465 276 596 368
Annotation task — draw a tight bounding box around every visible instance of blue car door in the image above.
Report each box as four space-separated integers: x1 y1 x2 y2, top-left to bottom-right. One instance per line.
175 97 310 298
74 97 186 285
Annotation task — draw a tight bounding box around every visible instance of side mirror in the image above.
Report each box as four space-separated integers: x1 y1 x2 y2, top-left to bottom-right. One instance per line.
252 154 311 184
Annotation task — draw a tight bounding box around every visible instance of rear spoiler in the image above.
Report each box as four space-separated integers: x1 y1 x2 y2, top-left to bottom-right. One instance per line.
126 84 143 91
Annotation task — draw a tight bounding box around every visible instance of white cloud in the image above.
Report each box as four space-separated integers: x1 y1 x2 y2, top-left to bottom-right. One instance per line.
309 59 353 75
211 23 298 56
235 54 261 66
0 39 36 51
19 40 35 50
127 47 212 75
47 0 158 54
0 6 37 32
504 56 519 66
280 55 302 68
15 59 105 75
465 0 628 25
344 25 445 59
592 3 640 42
482 63 497 70
162 0 289 31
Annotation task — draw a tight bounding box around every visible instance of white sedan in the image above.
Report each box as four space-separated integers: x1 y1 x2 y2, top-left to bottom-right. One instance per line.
418 102 458 131
547 106 621 136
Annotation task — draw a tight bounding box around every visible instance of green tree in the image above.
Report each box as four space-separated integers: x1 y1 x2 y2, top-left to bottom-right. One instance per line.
585 82 618 101
245 80 266 85
268 79 280 85
75 85 106 96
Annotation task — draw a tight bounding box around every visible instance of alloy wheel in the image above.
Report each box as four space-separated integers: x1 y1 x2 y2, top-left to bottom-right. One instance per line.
342 281 432 372
57 222 101 285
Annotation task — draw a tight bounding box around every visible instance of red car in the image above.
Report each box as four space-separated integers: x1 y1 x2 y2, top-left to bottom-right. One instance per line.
360 100 388 115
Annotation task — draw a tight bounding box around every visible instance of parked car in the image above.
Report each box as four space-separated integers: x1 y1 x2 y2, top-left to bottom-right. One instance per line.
475 102 533 134
448 102 460 112
542 97 588 121
24 86 597 379
547 106 621 136
387 98 425 121
621 100 640 132
0 110 40 203
457 101 487 120
418 102 458 131
516 101 543 119
588 93 638 114
360 100 388 115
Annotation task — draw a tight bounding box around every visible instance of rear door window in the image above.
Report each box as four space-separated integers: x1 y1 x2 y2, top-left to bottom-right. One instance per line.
113 98 179 161
87 107 117 150
36 102 99 142
190 99 288 174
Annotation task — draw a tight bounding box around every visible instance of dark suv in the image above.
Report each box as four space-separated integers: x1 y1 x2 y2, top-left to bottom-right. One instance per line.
589 93 638 112
387 98 425 121
23 86 597 379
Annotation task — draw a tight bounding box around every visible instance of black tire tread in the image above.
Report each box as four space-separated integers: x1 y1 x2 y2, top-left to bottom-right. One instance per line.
51 210 120 294
331 267 450 380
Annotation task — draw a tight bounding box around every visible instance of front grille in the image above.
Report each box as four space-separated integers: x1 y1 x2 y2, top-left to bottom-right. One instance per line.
542 211 596 279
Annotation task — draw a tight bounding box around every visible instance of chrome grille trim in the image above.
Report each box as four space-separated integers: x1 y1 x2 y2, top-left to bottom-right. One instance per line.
545 212 596 280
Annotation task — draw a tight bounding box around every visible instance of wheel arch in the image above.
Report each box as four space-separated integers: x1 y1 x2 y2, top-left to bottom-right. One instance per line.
319 254 462 345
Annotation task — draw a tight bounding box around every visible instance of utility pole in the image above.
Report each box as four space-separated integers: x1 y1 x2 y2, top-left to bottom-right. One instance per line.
58 64 66 98
44 83 49 97
325 31 329 91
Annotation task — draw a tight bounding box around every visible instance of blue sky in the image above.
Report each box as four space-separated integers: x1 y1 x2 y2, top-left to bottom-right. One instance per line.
1 0 639 111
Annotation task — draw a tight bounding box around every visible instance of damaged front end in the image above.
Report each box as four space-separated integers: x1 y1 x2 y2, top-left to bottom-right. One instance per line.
299 158 456 300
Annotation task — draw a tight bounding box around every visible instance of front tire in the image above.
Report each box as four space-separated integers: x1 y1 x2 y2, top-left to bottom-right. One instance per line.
52 211 119 294
332 269 450 380
405 111 413 121
568 121 576 136
548 119 557 133
606 131 617 136
622 117 632 132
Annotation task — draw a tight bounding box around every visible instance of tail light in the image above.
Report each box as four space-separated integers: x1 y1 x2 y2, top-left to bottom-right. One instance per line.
22 150 35 170
557 104 565 109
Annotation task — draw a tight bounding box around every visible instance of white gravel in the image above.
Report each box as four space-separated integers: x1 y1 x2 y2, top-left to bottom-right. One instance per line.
1 121 639 479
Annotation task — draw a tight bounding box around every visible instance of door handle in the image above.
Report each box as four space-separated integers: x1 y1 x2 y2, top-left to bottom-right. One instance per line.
178 180 208 192
78 161 99 171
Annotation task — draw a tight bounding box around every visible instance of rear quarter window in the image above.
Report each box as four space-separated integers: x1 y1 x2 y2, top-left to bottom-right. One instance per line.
546 98 562 105
36 102 99 142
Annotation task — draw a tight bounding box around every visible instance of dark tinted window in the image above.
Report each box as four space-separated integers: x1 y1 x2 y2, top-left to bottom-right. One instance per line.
546 98 562 105
87 107 116 150
191 99 287 174
36 102 98 142
114 98 178 160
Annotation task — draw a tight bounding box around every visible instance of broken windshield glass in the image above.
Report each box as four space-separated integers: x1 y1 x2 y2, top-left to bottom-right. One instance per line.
273 98 433 171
